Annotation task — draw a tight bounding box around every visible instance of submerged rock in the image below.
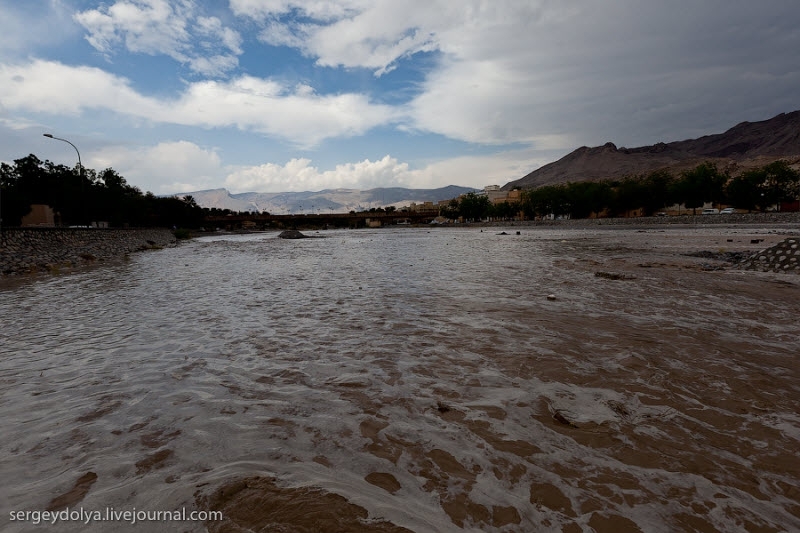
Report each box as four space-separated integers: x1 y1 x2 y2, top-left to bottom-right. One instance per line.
278 230 308 239
595 271 637 280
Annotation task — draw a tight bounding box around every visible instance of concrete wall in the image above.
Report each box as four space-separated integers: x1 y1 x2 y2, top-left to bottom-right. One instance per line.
0 228 177 275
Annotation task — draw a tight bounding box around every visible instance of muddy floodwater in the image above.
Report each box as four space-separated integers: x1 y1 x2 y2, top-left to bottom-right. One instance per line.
1 225 799 532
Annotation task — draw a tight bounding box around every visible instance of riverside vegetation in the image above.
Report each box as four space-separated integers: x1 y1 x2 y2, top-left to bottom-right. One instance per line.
441 161 800 221
1 154 194 275
3 154 799 230
0 154 206 228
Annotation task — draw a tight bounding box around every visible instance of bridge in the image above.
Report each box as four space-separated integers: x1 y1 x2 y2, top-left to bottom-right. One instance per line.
203 211 440 230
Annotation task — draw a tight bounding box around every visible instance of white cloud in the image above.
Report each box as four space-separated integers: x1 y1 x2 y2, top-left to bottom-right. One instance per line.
49 134 561 195
257 20 306 49
196 16 243 55
168 76 397 146
223 147 559 193
74 0 192 57
398 146 561 190
188 54 240 78
90 140 224 194
229 0 366 22
231 1 546 75
5 1 797 199
79 141 545 194
224 155 412 193
231 0 800 148
0 60 158 116
228 0 600 139
74 0 241 76
238 0 441 75
0 60 397 147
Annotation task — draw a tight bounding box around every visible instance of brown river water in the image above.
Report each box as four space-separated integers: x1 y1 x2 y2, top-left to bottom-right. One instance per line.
1 225 799 532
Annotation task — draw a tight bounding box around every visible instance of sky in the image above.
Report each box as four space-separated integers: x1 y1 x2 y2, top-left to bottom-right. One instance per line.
1 1 799 196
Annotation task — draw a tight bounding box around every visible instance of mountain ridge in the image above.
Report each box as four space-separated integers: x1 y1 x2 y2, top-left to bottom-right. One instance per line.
179 185 478 214
502 111 800 190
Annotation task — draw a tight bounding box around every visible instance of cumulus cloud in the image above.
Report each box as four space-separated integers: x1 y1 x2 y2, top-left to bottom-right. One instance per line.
0 60 397 147
222 148 557 193
70 139 544 195
74 0 242 76
0 60 157 116
224 155 412 193
167 76 398 146
89 140 224 194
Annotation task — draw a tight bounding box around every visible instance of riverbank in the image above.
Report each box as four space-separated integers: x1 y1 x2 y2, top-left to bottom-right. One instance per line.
0 228 177 276
470 211 800 228
3 213 799 278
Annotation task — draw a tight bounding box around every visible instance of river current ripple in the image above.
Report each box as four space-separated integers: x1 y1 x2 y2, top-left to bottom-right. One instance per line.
1 227 799 532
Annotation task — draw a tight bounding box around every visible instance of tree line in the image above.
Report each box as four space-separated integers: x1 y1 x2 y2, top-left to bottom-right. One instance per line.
442 161 799 221
1 154 207 228
4 154 796 227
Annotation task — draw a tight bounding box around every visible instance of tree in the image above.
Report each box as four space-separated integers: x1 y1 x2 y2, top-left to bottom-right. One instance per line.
489 201 519 220
725 170 762 212
439 198 460 220
1 160 35 224
564 181 612 218
0 153 205 227
522 185 569 218
609 177 646 217
725 161 799 212
672 163 727 215
458 192 491 221
641 170 674 215
762 160 800 207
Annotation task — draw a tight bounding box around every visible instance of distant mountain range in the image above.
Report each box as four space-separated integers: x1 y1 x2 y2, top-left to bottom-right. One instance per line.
180 111 800 208
503 110 800 190
181 185 477 214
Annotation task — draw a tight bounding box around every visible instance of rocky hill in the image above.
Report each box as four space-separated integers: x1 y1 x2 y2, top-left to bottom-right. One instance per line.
503 111 800 190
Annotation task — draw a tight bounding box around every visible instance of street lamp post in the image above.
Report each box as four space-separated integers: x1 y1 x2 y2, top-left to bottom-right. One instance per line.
44 133 86 226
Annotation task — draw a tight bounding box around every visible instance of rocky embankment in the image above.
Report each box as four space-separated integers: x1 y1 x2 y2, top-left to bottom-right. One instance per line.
510 212 800 227
0 228 177 275
738 237 800 273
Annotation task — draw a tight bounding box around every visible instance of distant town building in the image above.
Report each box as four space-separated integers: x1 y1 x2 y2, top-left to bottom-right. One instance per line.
482 185 522 205
407 201 438 214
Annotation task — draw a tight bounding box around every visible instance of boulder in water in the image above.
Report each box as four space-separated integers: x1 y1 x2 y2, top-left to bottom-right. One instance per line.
278 230 308 239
